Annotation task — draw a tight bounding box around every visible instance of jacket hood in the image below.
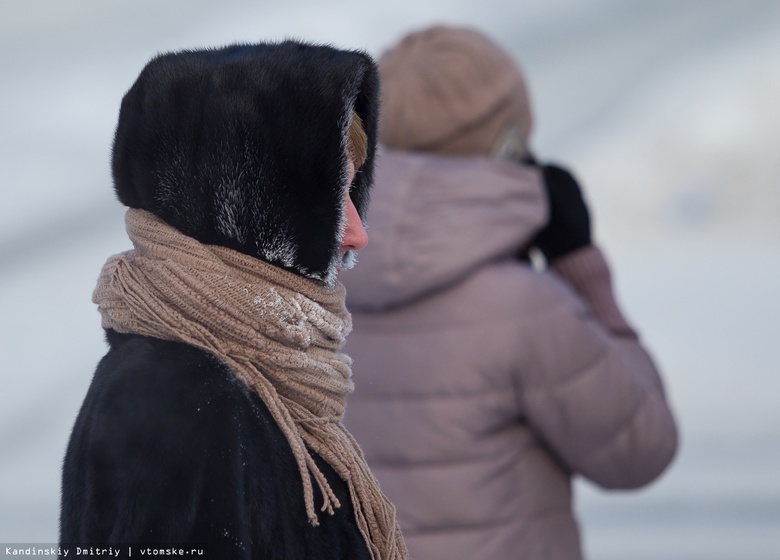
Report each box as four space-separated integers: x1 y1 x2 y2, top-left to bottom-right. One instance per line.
341 149 547 310
112 41 379 286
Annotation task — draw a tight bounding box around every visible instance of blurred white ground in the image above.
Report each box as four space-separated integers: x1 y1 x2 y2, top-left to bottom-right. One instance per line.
1 1 778 559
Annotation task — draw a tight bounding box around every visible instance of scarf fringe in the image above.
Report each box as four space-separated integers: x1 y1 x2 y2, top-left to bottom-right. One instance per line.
93 208 407 560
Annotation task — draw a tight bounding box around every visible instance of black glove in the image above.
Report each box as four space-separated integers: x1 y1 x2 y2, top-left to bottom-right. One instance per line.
531 163 591 262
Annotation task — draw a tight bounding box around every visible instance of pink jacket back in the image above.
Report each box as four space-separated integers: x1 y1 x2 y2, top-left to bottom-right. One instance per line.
342 150 678 560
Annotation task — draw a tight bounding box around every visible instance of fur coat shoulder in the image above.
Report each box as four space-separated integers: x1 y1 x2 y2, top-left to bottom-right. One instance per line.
61 331 370 558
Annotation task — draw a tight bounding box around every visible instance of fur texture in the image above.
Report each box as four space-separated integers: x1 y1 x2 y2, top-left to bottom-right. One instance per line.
61 331 371 558
111 42 379 285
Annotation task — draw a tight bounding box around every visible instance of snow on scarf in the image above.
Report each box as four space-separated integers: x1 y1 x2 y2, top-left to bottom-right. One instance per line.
93 208 407 560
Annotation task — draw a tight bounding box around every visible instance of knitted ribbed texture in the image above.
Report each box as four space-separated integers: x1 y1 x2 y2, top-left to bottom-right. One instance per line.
550 245 637 338
93 208 407 560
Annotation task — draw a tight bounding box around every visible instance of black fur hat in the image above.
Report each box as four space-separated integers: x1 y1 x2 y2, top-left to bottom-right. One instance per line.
112 41 379 285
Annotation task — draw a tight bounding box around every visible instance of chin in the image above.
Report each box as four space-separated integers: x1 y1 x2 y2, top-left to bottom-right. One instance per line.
339 251 357 273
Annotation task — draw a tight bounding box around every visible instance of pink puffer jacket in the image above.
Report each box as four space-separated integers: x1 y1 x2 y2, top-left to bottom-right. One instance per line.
342 150 678 560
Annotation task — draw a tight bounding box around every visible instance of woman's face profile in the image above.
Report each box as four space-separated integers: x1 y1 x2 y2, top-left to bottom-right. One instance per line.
339 156 368 269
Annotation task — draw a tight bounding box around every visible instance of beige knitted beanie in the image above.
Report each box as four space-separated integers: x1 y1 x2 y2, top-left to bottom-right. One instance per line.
378 25 533 156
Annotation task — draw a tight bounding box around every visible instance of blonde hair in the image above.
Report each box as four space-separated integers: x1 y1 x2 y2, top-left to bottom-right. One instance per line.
347 110 368 169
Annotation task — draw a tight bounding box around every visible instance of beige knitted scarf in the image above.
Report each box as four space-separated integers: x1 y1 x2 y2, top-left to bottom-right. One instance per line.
93 208 407 560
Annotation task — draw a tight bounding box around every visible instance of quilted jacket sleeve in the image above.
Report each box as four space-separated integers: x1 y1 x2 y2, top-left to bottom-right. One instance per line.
518 245 678 488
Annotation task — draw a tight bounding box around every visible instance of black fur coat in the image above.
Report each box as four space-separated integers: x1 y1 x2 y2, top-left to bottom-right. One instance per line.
60 41 379 558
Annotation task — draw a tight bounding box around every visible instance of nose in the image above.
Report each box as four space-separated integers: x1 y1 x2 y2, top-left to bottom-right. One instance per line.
341 194 368 252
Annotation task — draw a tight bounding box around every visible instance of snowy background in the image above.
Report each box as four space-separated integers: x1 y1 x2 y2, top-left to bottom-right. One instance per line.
1 1 779 558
